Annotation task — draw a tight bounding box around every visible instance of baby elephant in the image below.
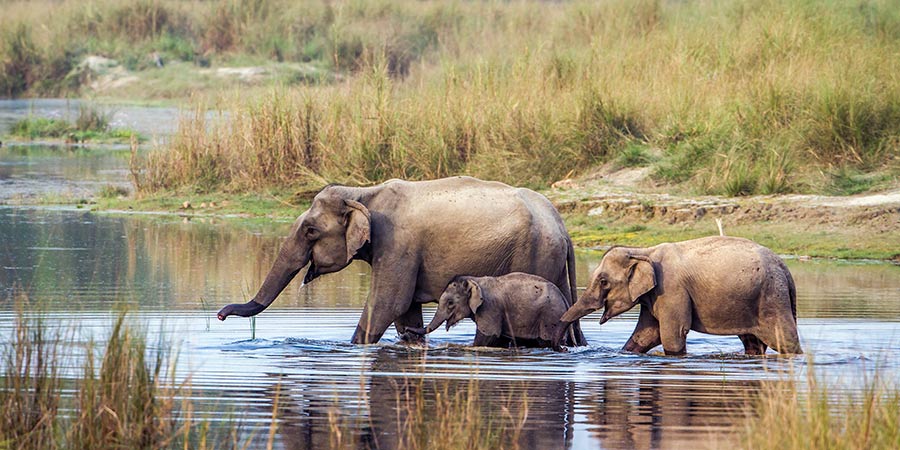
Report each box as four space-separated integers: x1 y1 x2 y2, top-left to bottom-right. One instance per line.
417 273 573 351
560 236 802 356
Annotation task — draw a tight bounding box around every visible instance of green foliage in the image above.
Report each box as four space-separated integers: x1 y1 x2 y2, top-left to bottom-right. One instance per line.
825 166 882 196
7 107 143 143
616 143 654 168
10 118 72 139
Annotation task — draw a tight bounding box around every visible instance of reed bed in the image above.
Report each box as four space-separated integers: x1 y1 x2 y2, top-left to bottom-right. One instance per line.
120 0 900 195
0 309 241 450
744 366 900 449
0 307 530 449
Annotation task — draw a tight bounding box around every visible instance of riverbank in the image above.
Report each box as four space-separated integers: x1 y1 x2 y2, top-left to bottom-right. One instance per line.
86 174 900 261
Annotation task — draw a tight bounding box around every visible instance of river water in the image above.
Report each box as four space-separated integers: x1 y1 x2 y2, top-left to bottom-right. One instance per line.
1 102 899 449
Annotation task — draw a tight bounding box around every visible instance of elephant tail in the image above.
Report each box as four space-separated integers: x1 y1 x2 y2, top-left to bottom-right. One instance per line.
787 268 797 321
565 236 588 346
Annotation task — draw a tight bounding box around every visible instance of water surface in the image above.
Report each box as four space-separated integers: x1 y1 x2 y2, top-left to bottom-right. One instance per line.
3 207 899 450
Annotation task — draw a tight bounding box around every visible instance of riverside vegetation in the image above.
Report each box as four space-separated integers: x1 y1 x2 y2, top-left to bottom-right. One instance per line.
5 104 144 143
3 0 898 196
0 308 529 450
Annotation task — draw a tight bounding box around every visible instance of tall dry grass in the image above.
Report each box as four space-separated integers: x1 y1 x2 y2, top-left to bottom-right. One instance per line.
744 365 900 449
131 0 900 195
0 309 242 450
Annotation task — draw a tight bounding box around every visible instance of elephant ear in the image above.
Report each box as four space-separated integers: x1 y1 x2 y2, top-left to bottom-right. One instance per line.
467 280 484 314
468 280 501 338
627 255 656 303
343 199 371 264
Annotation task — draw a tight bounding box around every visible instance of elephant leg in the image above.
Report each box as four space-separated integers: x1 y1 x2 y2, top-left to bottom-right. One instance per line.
394 302 425 343
739 334 768 355
660 322 689 356
352 264 418 345
656 295 691 356
622 307 662 353
758 315 803 355
473 331 509 348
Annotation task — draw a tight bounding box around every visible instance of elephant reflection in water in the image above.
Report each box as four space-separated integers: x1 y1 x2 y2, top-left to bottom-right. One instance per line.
250 348 576 449
582 371 761 449
362 348 575 450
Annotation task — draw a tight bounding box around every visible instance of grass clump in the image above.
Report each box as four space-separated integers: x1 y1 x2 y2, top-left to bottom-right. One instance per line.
745 367 900 449
6 105 144 144
0 308 244 449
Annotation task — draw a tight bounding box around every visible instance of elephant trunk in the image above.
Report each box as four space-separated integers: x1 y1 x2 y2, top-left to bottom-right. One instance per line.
218 236 311 321
559 300 598 324
425 309 451 333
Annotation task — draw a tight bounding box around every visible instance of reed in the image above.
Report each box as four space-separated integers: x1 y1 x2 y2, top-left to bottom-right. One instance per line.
120 0 900 195
0 309 244 449
326 377 529 450
744 364 900 449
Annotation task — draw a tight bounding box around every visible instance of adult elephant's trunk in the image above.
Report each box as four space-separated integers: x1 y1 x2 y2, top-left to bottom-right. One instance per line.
425 308 451 333
217 230 311 321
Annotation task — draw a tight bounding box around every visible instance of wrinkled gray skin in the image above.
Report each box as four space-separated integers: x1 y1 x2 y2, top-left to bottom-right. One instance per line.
560 236 802 356
218 176 586 346
417 273 572 352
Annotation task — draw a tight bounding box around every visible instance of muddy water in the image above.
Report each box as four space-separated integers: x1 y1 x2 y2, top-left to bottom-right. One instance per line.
2 207 899 450
2 102 900 448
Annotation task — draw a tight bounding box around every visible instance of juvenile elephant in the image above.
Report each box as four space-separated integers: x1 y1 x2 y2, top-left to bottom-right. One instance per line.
560 236 802 355
218 176 586 346
416 273 572 351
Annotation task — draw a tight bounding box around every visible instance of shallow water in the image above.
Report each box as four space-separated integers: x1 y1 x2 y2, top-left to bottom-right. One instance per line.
0 98 179 137
2 101 899 448
0 144 132 203
2 206 899 449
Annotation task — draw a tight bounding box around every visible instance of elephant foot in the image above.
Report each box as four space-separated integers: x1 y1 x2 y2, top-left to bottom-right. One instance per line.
397 329 427 345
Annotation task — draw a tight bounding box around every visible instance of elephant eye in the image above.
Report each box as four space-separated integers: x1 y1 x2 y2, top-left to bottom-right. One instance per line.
305 227 320 240
599 278 609 288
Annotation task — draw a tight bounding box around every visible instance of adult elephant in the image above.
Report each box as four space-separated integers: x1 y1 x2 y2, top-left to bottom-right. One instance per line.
218 176 587 346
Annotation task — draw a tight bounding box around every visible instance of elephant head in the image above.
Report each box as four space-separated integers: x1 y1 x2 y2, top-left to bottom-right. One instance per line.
560 247 656 325
218 188 371 320
424 278 483 333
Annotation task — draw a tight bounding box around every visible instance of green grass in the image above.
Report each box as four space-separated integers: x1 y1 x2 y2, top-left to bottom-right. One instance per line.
6 104 145 144
564 215 900 260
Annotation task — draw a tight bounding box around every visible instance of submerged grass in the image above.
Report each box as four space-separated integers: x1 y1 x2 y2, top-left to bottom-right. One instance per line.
744 365 900 449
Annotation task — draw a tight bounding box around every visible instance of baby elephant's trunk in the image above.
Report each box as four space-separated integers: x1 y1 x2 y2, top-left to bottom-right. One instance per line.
425 308 450 333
